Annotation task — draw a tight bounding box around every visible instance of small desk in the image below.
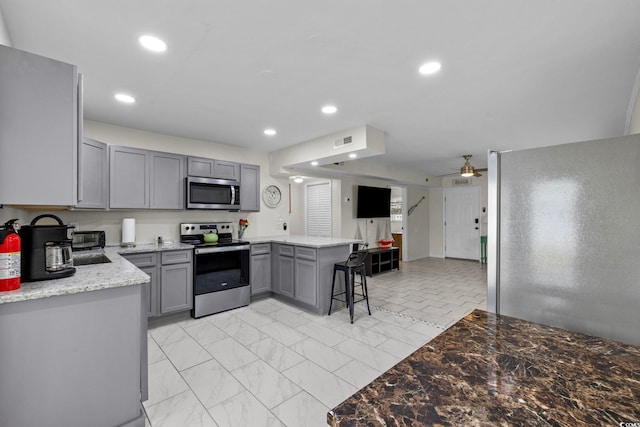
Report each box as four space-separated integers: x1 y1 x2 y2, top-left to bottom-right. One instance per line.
364 247 400 277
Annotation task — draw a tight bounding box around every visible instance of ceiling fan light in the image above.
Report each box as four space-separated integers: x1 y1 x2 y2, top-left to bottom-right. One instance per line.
460 154 475 177
460 165 475 177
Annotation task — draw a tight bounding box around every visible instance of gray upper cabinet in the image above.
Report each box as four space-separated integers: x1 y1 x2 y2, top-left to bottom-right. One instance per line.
214 160 240 180
0 45 79 206
187 156 240 180
187 157 215 178
76 138 108 208
240 164 260 212
110 146 185 209
150 152 185 209
109 146 149 209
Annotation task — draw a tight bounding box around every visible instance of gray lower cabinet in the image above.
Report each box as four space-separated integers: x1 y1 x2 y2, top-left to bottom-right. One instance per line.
122 252 159 317
110 146 150 208
160 250 193 314
77 137 109 208
275 244 295 298
123 250 192 316
294 247 318 306
240 163 261 211
161 263 193 313
269 243 351 314
250 243 271 295
272 244 317 304
141 265 159 317
0 45 79 206
0 285 146 427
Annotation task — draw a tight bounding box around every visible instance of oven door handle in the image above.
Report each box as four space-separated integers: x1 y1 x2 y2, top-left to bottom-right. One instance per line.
195 245 250 255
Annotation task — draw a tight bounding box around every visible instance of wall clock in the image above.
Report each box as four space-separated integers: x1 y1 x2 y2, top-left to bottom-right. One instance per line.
262 184 282 208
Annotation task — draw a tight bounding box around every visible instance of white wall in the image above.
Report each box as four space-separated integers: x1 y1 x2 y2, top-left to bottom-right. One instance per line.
0 205 25 226
0 6 12 46
428 187 444 258
630 83 640 134
404 186 430 261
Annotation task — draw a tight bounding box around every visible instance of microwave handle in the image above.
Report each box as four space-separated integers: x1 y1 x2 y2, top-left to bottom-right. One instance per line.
231 185 236 204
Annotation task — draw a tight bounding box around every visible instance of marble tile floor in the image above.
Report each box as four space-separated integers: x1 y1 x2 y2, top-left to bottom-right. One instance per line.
144 257 487 427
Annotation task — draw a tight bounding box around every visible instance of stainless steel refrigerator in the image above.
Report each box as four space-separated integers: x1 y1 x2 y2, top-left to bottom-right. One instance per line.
487 134 640 346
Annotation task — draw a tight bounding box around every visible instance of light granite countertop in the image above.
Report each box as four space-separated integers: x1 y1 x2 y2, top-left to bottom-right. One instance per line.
242 235 361 248
0 242 194 305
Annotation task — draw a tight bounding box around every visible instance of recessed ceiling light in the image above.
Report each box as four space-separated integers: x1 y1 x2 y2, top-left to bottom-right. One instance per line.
322 105 337 114
264 129 277 136
139 35 167 52
294 176 303 183
114 93 136 104
311 161 318 166
349 153 357 159
419 61 441 75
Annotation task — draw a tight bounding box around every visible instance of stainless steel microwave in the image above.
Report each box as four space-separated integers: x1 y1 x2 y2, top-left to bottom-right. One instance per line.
186 176 241 210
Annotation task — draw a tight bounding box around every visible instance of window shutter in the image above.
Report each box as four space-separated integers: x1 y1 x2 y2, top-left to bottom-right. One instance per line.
306 182 332 237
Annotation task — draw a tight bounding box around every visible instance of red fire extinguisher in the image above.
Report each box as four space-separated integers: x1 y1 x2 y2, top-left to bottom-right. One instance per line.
0 219 21 291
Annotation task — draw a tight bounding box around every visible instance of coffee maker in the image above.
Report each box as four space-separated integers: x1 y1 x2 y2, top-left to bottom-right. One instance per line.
20 214 76 282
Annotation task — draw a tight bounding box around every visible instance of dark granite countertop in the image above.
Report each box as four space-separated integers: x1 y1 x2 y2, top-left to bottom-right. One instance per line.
328 309 640 426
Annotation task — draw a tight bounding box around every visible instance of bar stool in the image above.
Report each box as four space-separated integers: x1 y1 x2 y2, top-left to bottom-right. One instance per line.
329 249 371 323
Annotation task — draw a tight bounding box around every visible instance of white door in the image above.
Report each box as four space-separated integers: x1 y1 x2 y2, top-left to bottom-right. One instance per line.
444 186 480 260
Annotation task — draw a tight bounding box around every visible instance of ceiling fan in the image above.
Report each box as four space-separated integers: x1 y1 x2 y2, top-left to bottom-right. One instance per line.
459 154 487 177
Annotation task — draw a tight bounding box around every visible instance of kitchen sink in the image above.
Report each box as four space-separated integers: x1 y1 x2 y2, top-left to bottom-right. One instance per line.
73 254 112 266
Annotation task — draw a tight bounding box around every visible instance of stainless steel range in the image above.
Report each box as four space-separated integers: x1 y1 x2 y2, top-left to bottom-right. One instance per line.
180 222 250 318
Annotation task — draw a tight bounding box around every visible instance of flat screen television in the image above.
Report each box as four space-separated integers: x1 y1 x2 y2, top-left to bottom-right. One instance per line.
356 185 391 218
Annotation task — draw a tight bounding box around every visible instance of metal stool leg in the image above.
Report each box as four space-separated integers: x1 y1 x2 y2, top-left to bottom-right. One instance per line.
361 267 371 315
347 269 354 323
329 267 338 315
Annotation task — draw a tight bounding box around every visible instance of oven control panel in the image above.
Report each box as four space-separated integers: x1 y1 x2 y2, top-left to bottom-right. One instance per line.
180 222 233 236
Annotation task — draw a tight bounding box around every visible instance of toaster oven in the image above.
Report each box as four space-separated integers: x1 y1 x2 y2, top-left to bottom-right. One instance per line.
72 230 106 251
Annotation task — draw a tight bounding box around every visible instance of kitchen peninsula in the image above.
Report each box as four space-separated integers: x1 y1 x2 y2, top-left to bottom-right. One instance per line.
0 246 159 427
328 310 640 426
244 235 359 314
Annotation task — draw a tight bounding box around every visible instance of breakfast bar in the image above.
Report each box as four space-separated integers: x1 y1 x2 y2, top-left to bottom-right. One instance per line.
328 309 640 426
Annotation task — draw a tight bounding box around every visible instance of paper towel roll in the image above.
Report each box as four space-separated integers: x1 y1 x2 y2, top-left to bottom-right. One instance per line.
122 218 136 245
